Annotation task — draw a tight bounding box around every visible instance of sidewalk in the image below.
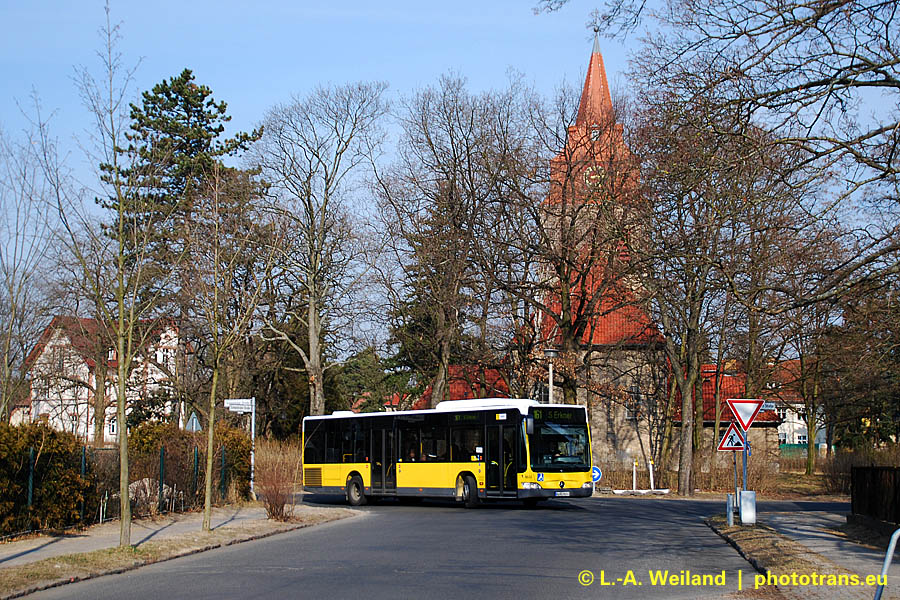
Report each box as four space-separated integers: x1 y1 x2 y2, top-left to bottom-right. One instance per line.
762 509 900 598
0 506 268 569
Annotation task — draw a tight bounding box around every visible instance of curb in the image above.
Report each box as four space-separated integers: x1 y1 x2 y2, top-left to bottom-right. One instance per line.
705 517 769 576
2 512 359 600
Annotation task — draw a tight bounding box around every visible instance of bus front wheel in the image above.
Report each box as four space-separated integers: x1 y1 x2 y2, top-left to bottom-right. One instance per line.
347 476 367 507
462 474 479 509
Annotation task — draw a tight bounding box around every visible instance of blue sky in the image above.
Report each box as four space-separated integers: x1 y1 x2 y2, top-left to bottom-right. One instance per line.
1 1 634 187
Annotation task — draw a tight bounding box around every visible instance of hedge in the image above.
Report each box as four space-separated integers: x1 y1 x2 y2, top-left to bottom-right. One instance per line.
0 421 252 537
0 423 90 535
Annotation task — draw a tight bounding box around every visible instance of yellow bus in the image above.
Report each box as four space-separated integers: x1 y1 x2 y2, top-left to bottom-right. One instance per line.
301 399 593 508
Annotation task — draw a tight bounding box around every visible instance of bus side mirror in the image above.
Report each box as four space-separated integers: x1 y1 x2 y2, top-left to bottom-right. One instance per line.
526 416 534 435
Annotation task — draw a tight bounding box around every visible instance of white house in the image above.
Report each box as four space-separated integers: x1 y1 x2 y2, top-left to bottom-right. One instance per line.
770 360 828 450
24 316 179 444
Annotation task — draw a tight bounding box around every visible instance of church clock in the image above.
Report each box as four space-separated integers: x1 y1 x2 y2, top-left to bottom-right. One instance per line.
583 165 606 187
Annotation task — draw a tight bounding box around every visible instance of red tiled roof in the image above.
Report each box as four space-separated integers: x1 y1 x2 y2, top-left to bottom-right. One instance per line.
24 316 111 371
24 315 174 373
415 365 510 409
673 364 780 425
541 286 662 348
769 359 804 405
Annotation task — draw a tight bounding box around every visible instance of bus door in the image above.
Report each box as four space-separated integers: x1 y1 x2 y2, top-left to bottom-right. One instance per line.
371 429 396 494
486 419 517 496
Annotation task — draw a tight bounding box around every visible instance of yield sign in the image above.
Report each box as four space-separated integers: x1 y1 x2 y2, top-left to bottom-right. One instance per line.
717 422 746 451
727 398 764 431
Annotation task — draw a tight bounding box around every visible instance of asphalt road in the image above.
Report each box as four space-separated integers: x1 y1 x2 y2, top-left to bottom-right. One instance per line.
34 496 848 600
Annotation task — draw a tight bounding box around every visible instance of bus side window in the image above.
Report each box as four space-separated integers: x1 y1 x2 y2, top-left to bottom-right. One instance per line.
324 420 339 463
304 422 325 464
421 426 448 462
342 426 353 463
355 427 368 462
451 427 483 462
400 425 419 461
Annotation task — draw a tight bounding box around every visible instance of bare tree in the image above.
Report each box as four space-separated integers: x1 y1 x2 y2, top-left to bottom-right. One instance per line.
485 79 648 410
547 0 900 304
38 4 180 547
253 82 387 417
0 125 56 421
377 76 521 407
187 165 278 532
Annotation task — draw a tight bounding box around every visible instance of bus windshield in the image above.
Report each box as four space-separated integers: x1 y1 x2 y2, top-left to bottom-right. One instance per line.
529 407 590 472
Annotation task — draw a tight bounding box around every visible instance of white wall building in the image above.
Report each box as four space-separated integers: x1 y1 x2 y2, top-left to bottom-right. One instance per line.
24 316 179 444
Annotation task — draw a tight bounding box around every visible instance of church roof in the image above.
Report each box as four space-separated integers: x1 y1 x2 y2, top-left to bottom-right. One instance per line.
576 33 614 128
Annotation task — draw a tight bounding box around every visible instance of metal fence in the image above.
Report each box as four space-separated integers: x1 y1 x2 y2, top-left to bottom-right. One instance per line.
2 443 236 540
851 466 900 525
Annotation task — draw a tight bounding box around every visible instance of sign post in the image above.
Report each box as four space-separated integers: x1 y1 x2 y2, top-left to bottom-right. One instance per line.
225 397 256 497
726 399 763 491
717 422 746 506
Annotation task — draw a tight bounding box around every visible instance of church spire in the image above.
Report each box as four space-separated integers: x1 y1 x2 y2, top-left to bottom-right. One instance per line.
576 31 614 128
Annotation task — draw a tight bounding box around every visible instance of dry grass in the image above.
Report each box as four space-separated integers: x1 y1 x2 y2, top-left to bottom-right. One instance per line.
767 473 835 498
833 520 900 551
707 515 851 576
0 506 352 600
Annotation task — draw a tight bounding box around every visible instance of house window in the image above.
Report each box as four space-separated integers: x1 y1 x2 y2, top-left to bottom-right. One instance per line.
797 434 807 445
625 386 641 421
778 432 786 444
33 378 49 400
776 408 787 421
108 417 116 437
52 346 66 372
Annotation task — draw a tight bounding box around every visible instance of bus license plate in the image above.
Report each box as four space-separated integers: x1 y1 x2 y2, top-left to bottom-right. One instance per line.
555 491 571 497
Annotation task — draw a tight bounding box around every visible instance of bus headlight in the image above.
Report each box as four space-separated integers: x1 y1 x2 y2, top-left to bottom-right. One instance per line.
582 483 593 489
522 482 542 490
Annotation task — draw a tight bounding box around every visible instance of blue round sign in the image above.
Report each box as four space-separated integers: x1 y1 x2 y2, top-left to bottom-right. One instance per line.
592 466 602 482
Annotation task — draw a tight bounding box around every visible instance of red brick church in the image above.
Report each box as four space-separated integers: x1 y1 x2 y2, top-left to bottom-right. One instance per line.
537 36 666 464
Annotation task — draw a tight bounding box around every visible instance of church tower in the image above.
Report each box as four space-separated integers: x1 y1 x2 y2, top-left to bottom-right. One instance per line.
539 35 662 463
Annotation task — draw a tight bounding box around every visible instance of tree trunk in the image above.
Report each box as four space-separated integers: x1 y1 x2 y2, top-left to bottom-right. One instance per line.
805 360 820 476
202 366 219 531
678 378 693 496
693 377 703 450
659 376 677 469
116 338 130 547
308 300 324 416
805 415 816 476
430 355 449 409
93 359 107 448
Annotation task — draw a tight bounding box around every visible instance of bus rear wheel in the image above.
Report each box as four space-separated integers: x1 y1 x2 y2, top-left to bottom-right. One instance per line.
347 476 367 507
462 474 479 509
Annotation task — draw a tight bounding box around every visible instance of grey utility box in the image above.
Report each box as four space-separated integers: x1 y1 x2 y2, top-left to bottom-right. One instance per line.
739 490 756 525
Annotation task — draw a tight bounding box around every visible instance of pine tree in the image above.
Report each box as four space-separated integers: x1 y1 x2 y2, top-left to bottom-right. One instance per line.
101 68 261 267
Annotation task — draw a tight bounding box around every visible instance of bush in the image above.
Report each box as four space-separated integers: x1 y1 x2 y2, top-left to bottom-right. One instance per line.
216 423 252 501
255 438 302 520
126 421 252 510
0 423 90 536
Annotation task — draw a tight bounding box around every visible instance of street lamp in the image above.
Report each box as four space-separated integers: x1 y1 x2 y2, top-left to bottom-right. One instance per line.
543 348 559 404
